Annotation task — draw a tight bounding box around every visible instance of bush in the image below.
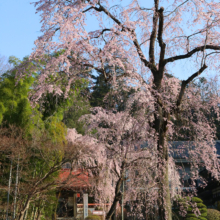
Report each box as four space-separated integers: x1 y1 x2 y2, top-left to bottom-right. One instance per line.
85 215 101 220
192 198 203 203
199 217 208 220
187 197 207 220
185 217 198 220
186 213 197 218
207 209 220 220
186 217 207 220
174 196 207 220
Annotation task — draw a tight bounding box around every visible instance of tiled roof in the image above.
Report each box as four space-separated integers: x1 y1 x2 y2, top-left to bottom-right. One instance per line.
58 169 90 189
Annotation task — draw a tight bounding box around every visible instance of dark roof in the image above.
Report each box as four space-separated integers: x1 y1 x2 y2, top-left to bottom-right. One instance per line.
169 141 220 160
216 141 220 155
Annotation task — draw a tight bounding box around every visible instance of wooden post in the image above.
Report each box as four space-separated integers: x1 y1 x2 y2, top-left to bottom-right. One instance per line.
73 193 77 219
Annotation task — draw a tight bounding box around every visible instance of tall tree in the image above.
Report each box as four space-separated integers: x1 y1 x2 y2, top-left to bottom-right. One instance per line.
0 56 37 131
90 73 111 108
0 55 12 75
25 1 220 219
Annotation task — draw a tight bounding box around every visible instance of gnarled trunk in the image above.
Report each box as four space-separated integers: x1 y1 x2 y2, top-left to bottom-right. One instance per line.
106 162 126 220
105 177 123 220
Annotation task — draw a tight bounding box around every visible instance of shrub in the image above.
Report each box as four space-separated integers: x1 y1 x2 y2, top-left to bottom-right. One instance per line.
199 217 208 220
192 198 203 203
85 215 102 220
174 196 207 220
207 209 220 220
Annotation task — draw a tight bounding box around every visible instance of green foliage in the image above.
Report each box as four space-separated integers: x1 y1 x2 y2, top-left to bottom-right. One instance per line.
0 126 64 219
39 190 58 220
0 55 70 219
62 95 90 135
186 217 198 220
90 65 135 112
192 197 203 203
199 217 208 220
90 74 111 108
174 197 207 220
85 215 102 220
187 197 207 220
207 209 220 220
0 56 70 142
186 213 198 218
197 203 207 209
0 58 35 128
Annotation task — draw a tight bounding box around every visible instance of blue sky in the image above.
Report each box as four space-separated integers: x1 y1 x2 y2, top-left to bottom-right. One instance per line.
0 0 41 60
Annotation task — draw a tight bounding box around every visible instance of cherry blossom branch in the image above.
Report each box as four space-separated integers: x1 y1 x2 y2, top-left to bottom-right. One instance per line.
181 18 220 40
205 51 220 60
87 1 153 71
169 18 220 46
176 64 208 107
127 156 152 167
132 31 153 70
91 29 112 39
82 6 94 13
139 38 150 46
135 0 153 11
164 45 220 65
93 4 123 28
165 0 189 17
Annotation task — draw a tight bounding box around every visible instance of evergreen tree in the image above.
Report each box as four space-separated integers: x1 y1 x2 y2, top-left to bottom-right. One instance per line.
90 73 111 108
62 95 90 135
90 65 136 112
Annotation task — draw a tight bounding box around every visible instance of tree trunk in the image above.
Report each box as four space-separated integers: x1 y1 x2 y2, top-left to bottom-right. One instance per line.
106 177 123 220
13 155 20 219
36 207 42 220
33 207 37 220
24 203 30 220
6 159 13 220
154 106 172 220
106 162 126 220
30 206 35 220
17 196 31 220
